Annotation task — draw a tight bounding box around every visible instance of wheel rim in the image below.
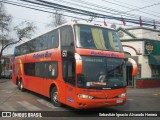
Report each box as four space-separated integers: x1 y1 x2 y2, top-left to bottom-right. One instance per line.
53 92 58 103
20 82 23 89
18 81 21 88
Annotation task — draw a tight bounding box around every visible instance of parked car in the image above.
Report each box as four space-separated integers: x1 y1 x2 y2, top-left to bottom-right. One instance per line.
1 70 12 79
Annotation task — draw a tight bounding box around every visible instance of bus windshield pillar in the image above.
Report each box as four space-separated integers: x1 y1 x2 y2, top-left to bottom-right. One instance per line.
75 53 82 74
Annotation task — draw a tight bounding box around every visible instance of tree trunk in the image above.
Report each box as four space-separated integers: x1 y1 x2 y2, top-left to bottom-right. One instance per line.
0 56 2 79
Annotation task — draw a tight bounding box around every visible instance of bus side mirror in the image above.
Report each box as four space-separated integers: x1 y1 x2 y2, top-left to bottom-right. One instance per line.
128 58 138 76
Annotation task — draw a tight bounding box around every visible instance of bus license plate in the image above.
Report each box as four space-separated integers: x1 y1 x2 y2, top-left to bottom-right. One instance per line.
116 99 123 103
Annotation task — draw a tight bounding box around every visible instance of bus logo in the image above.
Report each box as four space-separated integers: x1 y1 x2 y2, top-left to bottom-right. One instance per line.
105 94 109 98
33 52 52 59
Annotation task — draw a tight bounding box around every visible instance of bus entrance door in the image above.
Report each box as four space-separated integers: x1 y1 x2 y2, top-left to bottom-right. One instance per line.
62 60 76 107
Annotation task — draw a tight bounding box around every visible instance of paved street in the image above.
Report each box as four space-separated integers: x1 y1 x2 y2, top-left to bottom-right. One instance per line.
0 79 160 120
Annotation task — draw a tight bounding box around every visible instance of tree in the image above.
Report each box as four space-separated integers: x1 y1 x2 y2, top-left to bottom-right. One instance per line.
0 3 36 78
48 10 67 27
0 2 12 56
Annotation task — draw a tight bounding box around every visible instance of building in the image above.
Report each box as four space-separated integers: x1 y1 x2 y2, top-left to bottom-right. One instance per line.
117 27 160 88
1 54 13 71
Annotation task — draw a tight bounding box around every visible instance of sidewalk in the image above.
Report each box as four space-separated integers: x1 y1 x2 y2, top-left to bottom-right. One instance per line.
127 87 160 96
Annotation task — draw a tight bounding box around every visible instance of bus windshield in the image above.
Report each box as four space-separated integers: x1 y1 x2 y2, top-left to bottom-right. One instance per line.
75 25 123 52
77 56 126 89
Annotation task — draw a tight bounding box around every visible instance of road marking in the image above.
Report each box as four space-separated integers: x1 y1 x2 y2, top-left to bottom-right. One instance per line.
37 99 58 109
17 101 41 111
0 103 16 111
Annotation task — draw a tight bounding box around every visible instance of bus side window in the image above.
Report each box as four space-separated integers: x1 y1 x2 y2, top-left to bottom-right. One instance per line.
21 45 27 55
42 35 48 50
47 61 58 79
24 63 35 76
53 30 59 48
35 38 40 51
31 40 36 52
35 62 44 77
48 30 59 49
39 37 45 50
61 26 73 46
60 25 74 53
35 63 40 77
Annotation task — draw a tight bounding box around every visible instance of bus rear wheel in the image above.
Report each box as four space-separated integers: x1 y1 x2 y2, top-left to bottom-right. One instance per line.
18 80 24 91
51 87 62 107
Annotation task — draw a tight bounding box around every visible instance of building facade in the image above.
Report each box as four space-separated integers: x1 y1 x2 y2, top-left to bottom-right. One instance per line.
1 55 12 71
117 27 160 88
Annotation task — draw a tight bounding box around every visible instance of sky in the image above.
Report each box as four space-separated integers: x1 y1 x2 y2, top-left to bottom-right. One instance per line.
1 0 160 55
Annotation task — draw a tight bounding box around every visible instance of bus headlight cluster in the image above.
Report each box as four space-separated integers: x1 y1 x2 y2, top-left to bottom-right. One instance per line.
118 93 126 98
78 94 94 99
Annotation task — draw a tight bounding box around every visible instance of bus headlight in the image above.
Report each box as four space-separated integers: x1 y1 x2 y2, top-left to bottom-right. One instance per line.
118 93 126 98
78 94 94 99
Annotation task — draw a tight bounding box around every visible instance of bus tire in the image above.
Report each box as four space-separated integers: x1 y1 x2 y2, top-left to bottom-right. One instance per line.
51 87 62 107
18 80 21 90
19 80 24 91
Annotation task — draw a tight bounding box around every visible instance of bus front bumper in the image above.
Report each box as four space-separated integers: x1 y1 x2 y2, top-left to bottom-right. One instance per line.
76 97 126 109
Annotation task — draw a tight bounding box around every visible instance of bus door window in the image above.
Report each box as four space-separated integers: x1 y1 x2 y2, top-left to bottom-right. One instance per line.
62 60 75 86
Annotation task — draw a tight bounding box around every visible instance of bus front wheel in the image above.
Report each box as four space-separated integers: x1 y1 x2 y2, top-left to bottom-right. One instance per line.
51 87 62 107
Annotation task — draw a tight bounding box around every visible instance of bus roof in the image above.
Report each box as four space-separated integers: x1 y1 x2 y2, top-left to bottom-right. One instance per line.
15 21 115 47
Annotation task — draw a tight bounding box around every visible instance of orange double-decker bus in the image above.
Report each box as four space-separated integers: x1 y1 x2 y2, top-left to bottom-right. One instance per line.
12 22 137 109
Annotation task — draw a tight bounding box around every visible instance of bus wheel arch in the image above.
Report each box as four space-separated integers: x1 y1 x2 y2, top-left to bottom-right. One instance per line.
50 84 62 107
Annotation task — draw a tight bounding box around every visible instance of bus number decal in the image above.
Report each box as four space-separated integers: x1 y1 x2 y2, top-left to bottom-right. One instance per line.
62 50 67 57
